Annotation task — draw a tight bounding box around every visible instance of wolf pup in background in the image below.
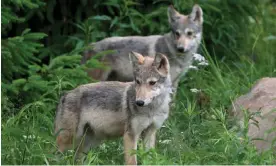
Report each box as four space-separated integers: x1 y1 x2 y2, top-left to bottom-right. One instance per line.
82 5 203 89
55 52 172 165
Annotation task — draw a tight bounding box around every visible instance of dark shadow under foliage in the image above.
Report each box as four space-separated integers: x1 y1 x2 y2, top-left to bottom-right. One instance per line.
1 0 276 165
2 0 261 80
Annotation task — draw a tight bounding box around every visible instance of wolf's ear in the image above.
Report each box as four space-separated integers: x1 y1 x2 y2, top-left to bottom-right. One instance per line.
168 5 180 24
129 51 145 66
189 4 203 25
153 53 170 76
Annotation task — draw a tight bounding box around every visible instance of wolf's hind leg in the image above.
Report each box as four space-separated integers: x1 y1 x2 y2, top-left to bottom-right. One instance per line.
56 129 73 153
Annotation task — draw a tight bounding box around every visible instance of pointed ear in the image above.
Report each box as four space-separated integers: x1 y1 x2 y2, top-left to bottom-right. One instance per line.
153 53 170 76
129 51 145 67
167 5 181 24
189 4 203 25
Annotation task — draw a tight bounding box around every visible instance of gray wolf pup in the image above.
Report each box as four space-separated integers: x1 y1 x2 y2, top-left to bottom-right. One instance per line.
55 52 172 165
81 5 203 89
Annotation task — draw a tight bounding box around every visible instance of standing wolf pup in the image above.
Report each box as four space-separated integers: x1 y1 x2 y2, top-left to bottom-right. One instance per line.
55 52 172 165
82 5 203 89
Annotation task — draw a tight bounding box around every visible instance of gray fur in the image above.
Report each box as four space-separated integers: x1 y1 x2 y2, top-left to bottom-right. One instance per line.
80 85 123 111
82 5 203 90
55 54 172 164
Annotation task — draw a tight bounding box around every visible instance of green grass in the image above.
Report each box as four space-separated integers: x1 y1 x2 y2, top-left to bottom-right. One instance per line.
2 40 276 164
2 2 276 164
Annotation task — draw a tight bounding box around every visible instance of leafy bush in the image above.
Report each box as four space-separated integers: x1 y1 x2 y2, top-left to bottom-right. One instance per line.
1 0 276 164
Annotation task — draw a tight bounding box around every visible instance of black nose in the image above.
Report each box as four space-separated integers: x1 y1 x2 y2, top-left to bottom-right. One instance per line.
177 47 185 53
136 100 144 106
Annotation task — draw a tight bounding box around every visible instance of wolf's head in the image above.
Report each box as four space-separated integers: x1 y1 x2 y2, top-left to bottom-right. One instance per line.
168 4 203 54
129 52 171 107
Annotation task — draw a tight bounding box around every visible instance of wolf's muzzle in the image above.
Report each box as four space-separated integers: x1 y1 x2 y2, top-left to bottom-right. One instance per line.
136 100 145 106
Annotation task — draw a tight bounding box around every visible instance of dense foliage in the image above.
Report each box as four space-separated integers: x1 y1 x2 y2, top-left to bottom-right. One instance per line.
1 0 276 164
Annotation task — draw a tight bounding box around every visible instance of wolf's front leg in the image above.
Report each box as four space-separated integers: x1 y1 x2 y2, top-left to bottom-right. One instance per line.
143 125 157 150
123 131 139 165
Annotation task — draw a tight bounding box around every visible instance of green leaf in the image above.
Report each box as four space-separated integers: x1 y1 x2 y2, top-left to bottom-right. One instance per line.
90 15 112 21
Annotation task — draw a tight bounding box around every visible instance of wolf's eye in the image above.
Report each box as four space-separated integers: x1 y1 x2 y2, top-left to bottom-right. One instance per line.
187 31 193 36
149 81 156 86
136 80 141 85
175 31 180 38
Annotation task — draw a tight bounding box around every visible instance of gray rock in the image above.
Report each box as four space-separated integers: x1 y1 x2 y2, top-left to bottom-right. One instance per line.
231 77 276 152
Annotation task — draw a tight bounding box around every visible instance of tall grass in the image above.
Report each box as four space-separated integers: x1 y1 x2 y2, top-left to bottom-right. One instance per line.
2 0 276 165
2 38 275 164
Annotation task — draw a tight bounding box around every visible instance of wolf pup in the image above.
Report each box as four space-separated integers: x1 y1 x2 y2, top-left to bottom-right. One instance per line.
82 5 203 89
55 52 172 165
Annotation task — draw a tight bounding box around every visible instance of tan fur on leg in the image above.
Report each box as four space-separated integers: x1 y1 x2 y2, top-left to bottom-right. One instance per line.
124 132 138 165
56 130 73 152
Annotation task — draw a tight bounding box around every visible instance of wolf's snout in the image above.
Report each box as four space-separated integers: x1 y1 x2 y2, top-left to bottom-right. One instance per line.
136 100 145 106
177 47 184 53
177 47 188 53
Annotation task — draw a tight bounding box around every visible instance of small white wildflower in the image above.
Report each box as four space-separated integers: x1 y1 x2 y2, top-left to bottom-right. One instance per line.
198 61 209 66
68 150 74 153
161 125 166 128
180 132 184 134
22 134 38 140
159 139 171 144
100 143 107 150
263 35 276 41
188 65 198 70
193 53 205 62
190 88 200 93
